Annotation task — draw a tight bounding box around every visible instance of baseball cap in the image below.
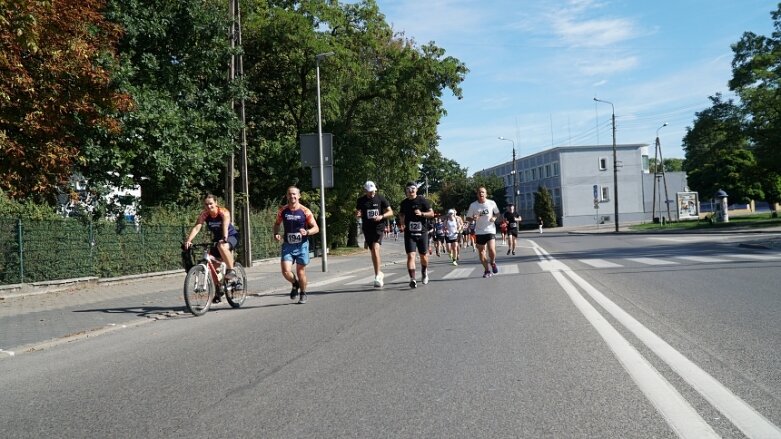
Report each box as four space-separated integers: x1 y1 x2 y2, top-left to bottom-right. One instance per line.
405 181 418 191
447 209 456 215
364 181 377 192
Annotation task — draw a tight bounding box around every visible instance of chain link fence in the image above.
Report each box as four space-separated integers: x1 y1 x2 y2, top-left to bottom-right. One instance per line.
0 215 279 286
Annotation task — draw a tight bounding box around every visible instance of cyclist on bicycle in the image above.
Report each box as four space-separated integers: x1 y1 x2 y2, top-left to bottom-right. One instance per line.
184 194 240 285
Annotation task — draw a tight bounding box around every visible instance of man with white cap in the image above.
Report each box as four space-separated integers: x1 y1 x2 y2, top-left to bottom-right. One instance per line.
355 180 393 287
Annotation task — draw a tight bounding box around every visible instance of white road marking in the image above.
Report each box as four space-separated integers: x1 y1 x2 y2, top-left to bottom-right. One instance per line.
627 257 679 266
496 264 519 275
308 275 356 288
533 242 781 438
442 268 475 279
729 253 781 261
0 349 14 357
676 256 730 263
346 273 400 286
578 258 623 268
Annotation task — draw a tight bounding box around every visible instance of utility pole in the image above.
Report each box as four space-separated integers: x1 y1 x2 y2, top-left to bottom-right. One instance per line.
229 0 251 265
594 98 619 232
651 123 671 225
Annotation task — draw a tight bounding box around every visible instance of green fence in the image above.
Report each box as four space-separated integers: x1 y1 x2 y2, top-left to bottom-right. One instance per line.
0 217 279 285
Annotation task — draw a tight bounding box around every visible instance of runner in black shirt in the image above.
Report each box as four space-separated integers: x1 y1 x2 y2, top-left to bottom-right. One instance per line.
503 204 522 255
399 182 434 288
355 180 393 288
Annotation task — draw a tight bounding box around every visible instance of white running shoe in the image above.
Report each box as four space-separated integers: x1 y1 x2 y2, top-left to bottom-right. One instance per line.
422 272 429 285
374 272 384 288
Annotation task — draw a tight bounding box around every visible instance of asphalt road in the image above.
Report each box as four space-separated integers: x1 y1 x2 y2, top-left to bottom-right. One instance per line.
1 232 780 438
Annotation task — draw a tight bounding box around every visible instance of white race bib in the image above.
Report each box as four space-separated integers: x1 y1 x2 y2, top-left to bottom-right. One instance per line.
366 208 380 219
409 221 423 232
287 232 303 244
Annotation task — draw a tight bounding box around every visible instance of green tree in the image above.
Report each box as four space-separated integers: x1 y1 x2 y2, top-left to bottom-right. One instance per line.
534 186 557 228
97 0 241 205
241 0 467 246
650 158 684 173
682 94 764 203
729 4 781 208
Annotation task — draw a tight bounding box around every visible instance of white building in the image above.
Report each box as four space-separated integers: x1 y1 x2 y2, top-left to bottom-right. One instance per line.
475 144 689 227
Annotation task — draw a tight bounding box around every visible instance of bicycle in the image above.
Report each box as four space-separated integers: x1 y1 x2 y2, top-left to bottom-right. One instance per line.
182 243 247 316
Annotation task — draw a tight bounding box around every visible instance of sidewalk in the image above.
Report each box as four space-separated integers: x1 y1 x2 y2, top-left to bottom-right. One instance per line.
0 239 411 356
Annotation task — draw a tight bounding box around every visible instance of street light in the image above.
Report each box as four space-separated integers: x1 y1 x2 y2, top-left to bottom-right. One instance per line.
316 51 334 272
594 97 619 232
498 137 518 208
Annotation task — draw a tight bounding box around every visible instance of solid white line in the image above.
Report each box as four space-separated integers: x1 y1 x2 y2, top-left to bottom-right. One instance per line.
579 258 623 268
549 270 719 438
676 255 729 263
627 257 679 266
562 264 781 439
346 273 399 285
0 349 15 357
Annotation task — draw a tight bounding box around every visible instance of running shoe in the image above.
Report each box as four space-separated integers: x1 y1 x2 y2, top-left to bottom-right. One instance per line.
298 292 308 304
290 279 299 301
409 278 417 289
225 269 237 281
422 272 429 285
374 272 384 288
212 294 222 303
512 251 515 256
491 263 498 274
483 270 492 278
507 249 511 255
452 259 458 266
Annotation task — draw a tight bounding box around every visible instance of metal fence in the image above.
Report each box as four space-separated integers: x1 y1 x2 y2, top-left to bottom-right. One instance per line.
0 217 279 285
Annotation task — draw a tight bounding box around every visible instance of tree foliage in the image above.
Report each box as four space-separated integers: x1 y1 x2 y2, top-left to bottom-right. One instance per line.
98 0 241 205
0 0 131 201
534 186 557 228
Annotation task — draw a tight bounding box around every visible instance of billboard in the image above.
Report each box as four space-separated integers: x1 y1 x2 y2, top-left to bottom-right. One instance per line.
677 192 699 220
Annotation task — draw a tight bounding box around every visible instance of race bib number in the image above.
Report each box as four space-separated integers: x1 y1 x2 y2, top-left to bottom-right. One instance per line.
366 208 380 219
480 208 490 216
409 221 423 232
287 232 303 244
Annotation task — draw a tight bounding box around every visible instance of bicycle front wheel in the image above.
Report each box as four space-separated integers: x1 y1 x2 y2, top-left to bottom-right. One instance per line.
184 264 213 316
225 262 247 308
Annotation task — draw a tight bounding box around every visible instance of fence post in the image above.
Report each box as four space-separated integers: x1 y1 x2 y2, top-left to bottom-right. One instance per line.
17 218 24 283
88 222 94 275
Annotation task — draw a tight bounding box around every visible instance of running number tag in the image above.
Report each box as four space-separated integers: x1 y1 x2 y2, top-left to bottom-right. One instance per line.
480 208 489 216
287 232 303 244
409 221 423 232
367 208 380 219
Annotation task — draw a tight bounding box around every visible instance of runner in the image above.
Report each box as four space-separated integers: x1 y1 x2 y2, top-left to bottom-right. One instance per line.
444 209 464 265
399 182 435 288
433 216 446 257
466 186 500 278
500 219 508 245
355 180 393 288
504 203 522 255
273 186 319 304
538 216 544 234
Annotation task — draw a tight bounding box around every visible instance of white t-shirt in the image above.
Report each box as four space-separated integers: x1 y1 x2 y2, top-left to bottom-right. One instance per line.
466 199 500 235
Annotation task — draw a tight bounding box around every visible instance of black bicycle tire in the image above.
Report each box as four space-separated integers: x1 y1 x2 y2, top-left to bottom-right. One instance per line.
183 264 213 316
225 262 247 308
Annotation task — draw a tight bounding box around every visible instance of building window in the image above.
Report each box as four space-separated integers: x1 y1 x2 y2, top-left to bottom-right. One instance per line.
532 168 537 180
545 164 551 178
642 154 649 172
553 162 559 176
601 186 610 201
599 157 608 171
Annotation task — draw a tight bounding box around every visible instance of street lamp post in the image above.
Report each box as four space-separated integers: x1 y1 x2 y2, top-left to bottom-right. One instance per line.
498 137 517 208
594 98 619 232
420 171 429 197
316 51 334 272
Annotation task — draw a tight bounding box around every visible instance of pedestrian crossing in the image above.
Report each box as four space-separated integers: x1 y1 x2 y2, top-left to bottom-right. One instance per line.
333 251 781 287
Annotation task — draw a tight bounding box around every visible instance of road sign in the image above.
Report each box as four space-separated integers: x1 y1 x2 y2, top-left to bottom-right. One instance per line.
311 165 334 188
300 133 333 167
593 184 599 200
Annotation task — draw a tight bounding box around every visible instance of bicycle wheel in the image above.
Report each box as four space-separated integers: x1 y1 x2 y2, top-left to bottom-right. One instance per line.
225 262 247 308
183 264 213 316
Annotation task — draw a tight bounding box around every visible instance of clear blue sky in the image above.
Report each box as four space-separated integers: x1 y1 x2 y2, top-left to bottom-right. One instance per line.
370 0 776 174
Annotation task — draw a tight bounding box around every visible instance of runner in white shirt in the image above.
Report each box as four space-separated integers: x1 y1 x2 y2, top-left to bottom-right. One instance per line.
466 186 500 278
